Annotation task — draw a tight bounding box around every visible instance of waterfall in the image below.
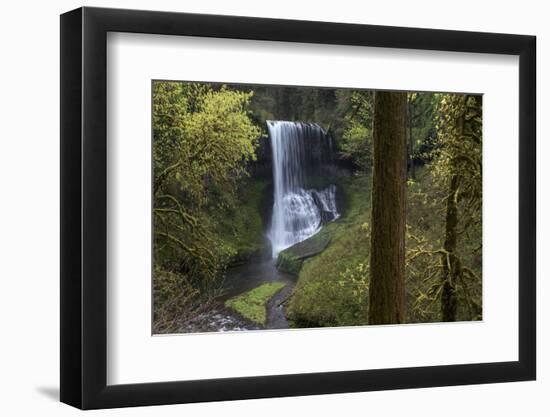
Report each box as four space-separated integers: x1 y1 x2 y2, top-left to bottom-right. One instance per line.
267 121 340 258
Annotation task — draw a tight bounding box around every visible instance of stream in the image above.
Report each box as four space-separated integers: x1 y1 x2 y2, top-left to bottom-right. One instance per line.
181 121 338 334
180 260 296 333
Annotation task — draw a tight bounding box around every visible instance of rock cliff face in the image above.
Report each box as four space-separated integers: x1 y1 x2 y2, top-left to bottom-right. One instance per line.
250 129 342 184
248 135 272 179
248 123 349 263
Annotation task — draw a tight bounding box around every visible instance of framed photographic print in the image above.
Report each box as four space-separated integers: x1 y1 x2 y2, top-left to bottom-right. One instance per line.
60 6 536 409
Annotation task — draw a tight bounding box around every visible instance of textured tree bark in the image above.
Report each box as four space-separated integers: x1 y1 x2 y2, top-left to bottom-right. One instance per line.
368 91 407 325
408 97 416 179
441 174 460 321
440 95 480 322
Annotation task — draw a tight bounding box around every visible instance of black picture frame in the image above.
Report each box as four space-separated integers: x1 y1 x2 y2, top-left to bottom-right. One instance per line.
60 6 536 410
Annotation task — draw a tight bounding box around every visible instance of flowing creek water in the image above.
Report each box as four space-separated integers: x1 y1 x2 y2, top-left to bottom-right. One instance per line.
183 121 339 333
181 260 293 332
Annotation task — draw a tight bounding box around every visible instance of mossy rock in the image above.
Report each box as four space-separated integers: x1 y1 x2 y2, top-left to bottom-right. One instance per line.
276 232 331 275
225 281 286 325
276 251 303 276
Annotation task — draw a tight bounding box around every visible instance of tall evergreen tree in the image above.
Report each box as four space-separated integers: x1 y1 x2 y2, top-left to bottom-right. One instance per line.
368 91 407 324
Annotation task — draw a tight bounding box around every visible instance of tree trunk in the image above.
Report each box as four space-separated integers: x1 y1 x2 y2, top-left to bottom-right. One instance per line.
408 97 415 179
440 96 470 322
368 91 407 325
441 174 460 321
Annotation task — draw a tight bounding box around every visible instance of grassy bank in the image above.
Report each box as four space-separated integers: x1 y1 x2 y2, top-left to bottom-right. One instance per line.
286 175 372 327
225 282 286 325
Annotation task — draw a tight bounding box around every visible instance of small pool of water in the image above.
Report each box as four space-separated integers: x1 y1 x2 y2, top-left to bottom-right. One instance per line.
220 259 295 301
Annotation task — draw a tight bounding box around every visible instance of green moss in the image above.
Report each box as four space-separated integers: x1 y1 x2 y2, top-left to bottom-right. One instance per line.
276 231 331 275
225 282 286 324
216 179 270 264
276 251 303 275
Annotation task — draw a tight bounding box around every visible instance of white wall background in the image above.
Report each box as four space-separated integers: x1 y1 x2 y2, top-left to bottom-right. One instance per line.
0 0 545 415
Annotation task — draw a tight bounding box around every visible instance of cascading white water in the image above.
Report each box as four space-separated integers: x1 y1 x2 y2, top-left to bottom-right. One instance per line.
267 121 339 258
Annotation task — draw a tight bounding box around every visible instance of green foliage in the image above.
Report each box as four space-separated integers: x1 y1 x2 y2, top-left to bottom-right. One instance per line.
408 92 438 161
339 92 373 172
153 266 197 333
337 91 438 173
209 83 353 143
286 175 371 327
432 94 482 209
288 159 482 327
183 89 260 206
336 259 370 316
214 179 270 264
152 81 262 328
406 169 482 322
225 282 286 324
153 82 261 209
406 93 483 322
152 265 220 334
151 81 482 331
340 122 372 171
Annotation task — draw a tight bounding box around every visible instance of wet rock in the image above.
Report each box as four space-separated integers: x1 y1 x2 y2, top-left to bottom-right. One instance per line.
276 232 331 275
319 209 336 224
179 308 262 333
